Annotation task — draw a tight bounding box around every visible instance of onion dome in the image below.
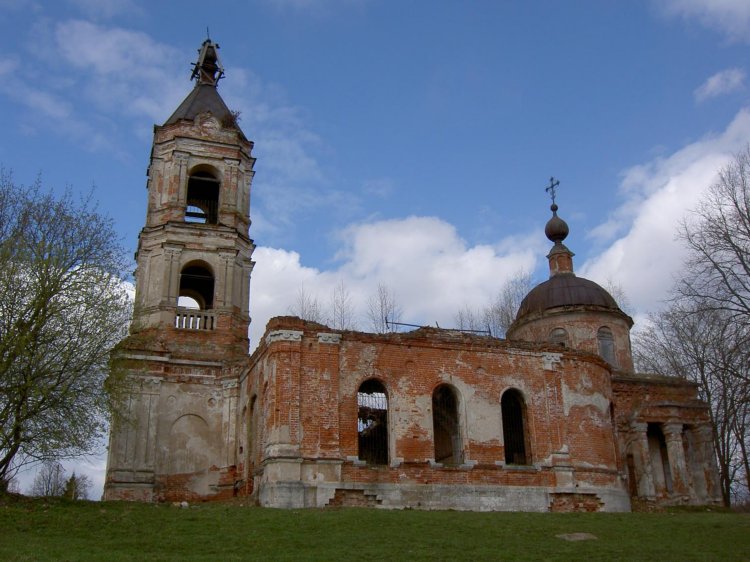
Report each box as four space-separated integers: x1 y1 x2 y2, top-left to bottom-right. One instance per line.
512 195 631 327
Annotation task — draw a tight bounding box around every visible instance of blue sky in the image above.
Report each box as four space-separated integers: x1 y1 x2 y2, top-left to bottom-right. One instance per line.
2 0 750 492
2 0 750 345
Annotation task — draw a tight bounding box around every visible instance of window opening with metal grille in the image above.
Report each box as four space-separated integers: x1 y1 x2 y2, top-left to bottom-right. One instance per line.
432 384 463 464
502 389 529 465
357 379 388 465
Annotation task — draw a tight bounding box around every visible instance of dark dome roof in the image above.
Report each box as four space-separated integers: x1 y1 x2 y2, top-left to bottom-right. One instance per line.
515 274 620 321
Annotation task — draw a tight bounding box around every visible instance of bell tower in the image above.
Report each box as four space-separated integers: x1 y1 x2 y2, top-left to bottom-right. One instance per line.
132 39 255 350
105 40 255 501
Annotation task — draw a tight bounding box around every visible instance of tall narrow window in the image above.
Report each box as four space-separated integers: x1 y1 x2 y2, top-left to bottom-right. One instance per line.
501 389 528 465
597 326 616 366
186 171 219 224
357 379 388 465
432 384 463 465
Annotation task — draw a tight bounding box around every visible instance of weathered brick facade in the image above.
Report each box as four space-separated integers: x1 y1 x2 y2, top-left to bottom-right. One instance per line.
104 41 722 511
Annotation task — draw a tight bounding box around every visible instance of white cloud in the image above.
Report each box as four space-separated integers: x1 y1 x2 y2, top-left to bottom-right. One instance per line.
262 0 368 12
1 17 335 237
52 20 185 123
66 0 143 20
249 216 541 347
580 107 750 315
694 68 746 102
658 0 750 42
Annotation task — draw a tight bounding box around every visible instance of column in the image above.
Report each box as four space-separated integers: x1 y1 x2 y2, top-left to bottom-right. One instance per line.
630 422 656 499
662 422 691 497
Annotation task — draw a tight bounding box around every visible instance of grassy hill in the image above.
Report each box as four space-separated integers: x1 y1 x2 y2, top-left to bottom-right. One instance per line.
1 496 748 561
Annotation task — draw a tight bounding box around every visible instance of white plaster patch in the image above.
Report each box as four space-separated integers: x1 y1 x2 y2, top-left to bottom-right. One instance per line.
561 381 609 416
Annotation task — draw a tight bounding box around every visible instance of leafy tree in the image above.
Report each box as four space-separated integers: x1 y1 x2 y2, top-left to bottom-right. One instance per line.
63 471 92 500
29 461 66 497
0 172 131 492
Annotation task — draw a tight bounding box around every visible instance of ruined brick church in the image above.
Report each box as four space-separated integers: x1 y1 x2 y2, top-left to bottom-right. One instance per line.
104 40 722 511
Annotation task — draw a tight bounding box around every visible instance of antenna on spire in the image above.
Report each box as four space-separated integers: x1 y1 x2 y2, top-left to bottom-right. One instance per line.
206 26 211 40
545 177 560 207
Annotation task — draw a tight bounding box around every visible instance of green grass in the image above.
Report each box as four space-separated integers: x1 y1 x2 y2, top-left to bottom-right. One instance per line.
1 497 748 561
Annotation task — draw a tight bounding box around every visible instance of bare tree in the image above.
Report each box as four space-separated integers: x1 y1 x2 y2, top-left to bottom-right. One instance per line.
63 471 92 500
677 146 750 326
634 301 750 505
29 461 67 497
328 280 357 331
366 284 402 333
0 172 131 492
288 286 324 323
603 278 632 316
454 305 484 332
4 477 20 494
454 271 534 338
490 271 535 337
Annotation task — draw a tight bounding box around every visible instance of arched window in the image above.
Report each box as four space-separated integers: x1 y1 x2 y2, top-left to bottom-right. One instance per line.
178 263 214 310
357 379 388 465
185 170 219 224
501 389 529 465
549 327 568 348
597 326 616 366
432 384 463 465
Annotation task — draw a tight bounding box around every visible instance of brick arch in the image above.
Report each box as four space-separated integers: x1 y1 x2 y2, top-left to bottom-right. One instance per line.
500 388 530 465
178 260 215 310
185 165 221 224
432 383 464 465
188 162 223 181
357 378 389 465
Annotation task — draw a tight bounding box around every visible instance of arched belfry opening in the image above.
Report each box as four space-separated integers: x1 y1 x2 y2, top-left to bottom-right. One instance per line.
502 389 529 465
357 379 389 465
432 384 464 465
186 170 220 224
179 263 214 310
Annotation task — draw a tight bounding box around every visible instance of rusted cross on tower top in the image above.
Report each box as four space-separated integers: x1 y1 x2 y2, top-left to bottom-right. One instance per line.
545 177 560 206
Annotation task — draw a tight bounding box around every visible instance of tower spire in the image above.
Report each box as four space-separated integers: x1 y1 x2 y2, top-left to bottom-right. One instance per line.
190 39 225 86
543 178 575 277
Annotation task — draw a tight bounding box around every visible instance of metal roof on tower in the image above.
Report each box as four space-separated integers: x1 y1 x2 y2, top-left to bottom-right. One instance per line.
163 39 236 128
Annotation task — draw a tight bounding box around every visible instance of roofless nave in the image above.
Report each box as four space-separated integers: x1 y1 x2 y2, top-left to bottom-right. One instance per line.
104 40 721 511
